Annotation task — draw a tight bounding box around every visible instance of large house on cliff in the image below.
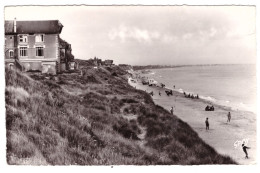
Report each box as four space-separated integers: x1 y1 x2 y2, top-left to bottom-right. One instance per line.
5 19 75 74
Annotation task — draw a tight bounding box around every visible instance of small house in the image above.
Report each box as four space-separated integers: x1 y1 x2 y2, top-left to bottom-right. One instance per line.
102 60 114 66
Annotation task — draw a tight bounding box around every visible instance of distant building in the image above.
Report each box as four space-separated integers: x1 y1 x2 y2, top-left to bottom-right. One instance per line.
93 57 102 66
5 19 75 74
102 60 114 66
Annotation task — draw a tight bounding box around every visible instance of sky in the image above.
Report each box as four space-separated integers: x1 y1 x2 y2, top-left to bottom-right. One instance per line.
4 5 256 65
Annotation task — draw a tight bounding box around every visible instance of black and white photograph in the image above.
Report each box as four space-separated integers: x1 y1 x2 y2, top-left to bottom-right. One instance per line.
0 0 259 170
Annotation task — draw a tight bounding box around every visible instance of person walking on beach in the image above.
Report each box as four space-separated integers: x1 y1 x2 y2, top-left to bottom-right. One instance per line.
170 107 174 115
159 91 161 96
242 143 250 159
205 118 209 130
227 112 231 122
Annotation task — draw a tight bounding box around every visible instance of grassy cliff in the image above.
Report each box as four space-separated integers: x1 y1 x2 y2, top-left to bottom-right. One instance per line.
5 61 236 165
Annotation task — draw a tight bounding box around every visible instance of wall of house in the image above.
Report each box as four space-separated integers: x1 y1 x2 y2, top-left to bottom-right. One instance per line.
5 35 15 48
42 62 57 74
18 34 58 60
5 35 15 59
22 62 42 71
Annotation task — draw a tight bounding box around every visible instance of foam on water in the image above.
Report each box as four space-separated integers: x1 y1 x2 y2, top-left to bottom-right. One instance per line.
141 65 256 113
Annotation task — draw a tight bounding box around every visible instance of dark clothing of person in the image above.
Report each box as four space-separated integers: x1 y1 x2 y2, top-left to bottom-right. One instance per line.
205 119 209 130
170 108 174 115
227 112 231 122
242 145 250 159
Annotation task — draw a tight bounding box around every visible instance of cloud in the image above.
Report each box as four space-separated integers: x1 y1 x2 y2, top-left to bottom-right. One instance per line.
6 6 255 65
109 24 161 43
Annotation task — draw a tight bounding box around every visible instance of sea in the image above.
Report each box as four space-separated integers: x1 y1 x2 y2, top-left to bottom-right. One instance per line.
141 64 257 113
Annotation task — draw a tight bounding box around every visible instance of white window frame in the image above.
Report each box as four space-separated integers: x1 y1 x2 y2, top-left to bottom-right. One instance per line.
36 46 44 57
35 34 44 43
19 47 28 57
9 50 14 57
19 35 28 43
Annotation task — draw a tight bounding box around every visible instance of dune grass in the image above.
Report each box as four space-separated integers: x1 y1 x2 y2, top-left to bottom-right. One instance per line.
5 63 236 165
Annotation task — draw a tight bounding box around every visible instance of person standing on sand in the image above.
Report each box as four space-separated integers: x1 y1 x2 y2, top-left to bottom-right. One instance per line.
159 91 161 96
170 107 174 115
242 143 250 159
227 112 231 122
205 118 209 130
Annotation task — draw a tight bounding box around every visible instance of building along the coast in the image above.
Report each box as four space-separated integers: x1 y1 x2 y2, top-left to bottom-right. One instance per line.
4 19 75 74
102 60 113 66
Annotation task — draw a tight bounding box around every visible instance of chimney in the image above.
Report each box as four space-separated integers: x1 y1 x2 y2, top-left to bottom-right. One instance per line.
14 18 17 33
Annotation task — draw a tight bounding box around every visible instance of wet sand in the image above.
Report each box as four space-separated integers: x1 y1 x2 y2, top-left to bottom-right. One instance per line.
129 76 256 165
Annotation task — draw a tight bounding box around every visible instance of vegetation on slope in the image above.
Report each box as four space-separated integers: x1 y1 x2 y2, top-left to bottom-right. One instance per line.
5 61 236 165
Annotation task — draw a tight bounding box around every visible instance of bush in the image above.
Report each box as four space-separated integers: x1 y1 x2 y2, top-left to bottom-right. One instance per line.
113 120 140 140
120 98 139 104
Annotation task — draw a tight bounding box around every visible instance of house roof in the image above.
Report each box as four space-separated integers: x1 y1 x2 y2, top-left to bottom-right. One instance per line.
5 20 63 34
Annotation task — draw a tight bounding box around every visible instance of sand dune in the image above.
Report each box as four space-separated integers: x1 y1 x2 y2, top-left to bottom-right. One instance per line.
129 76 256 165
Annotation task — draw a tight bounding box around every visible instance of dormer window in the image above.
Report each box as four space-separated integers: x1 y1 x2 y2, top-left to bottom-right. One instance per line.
19 35 28 43
35 34 44 42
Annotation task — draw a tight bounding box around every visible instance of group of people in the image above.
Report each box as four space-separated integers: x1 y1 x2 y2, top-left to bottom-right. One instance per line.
183 92 199 99
205 105 214 111
205 111 250 159
205 112 231 130
141 76 251 160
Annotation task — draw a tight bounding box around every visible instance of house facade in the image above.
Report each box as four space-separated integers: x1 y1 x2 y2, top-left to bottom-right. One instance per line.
5 19 74 74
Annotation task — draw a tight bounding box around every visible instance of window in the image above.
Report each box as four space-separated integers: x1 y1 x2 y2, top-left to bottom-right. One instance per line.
19 35 28 43
35 34 44 42
9 50 14 57
36 47 44 57
19 47 28 57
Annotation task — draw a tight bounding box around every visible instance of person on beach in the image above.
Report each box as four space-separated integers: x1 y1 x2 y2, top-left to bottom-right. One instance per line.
159 91 161 96
242 143 250 159
227 112 231 122
205 118 209 130
173 85 175 89
170 107 174 115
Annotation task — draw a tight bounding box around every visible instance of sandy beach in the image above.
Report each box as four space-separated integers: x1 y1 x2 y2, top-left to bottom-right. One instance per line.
129 74 256 165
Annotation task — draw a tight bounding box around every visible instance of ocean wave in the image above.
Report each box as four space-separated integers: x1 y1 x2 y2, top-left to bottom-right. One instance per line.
178 88 183 92
199 96 216 102
139 72 256 113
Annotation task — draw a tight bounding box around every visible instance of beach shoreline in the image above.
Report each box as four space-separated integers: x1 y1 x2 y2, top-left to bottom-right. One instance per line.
128 72 257 165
